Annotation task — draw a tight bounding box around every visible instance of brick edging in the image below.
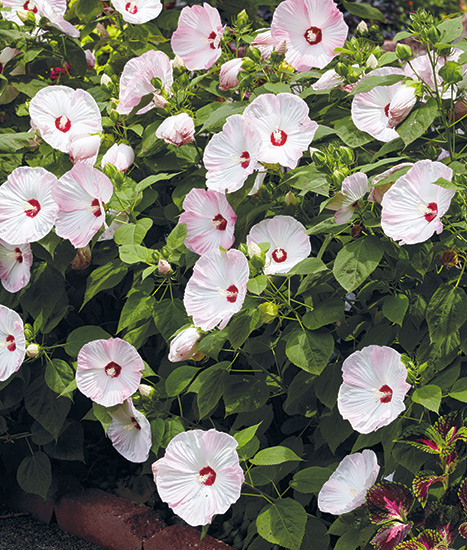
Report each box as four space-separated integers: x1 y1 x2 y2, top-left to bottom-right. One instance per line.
5 486 233 550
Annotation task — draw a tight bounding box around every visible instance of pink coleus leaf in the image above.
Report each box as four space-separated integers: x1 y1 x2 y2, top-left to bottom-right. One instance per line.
367 482 414 525
371 521 413 550
394 530 443 550
459 521 467 539
412 471 446 507
458 478 467 514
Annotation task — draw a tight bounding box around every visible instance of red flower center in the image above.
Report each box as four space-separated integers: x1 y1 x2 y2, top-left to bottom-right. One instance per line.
272 248 287 263
15 248 23 264
55 115 71 133
131 417 141 430
6 335 16 352
24 199 41 218
212 213 227 231
270 129 287 146
240 151 250 169
304 26 322 45
23 1 38 12
379 384 393 403
207 31 217 49
384 103 390 117
198 466 216 486
424 202 438 222
125 2 138 14
105 361 122 378
226 284 239 303
91 198 102 217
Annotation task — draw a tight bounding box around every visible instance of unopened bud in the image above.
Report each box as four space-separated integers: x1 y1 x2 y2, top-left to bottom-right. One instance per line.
284 191 297 206
171 55 185 70
366 53 378 70
356 20 368 34
259 302 278 324
100 74 112 87
275 39 287 57
24 324 34 340
71 245 91 270
426 27 441 43
248 242 262 258
139 384 154 397
241 58 257 72
158 259 171 275
26 344 40 358
312 150 327 168
152 92 168 109
396 43 412 61
236 9 249 28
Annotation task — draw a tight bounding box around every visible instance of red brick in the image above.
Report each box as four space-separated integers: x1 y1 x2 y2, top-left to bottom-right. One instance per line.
6 486 55 523
55 488 165 550
144 525 232 550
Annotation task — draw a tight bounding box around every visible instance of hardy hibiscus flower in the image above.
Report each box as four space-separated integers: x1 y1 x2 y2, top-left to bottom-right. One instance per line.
0 240 33 293
0 305 26 382
112 0 162 24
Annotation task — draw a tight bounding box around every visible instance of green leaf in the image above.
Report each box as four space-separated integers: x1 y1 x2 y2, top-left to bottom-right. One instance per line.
44 359 75 398
136 173 176 192
65 326 111 358
150 418 165 455
196 366 226 419
412 385 442 413
247 275 268 295
197 330 227 360
17 452 51 500
251 446 303 466
290 466 333 494
119 244 154 264
73 0 102 21
449 377 467 402
118 292 155 333
301 517 330 550
397 98 438 146
228 307 261 349
161 417 185 448
437 16 463 44
333 236 383 292
223 375 269 415
303 299 344 330
257 499 307 550
341 0 385 22
25 377 71 439
165 366 200 397
426 284 467 343
114 218 153 245
349 73 404 95
287 257 328 276
44 421 84 462
166 223 187 251
82 260 128 309
234 423 262 448
153 299 189 342
0 132 34 153
200 101 248 132
285 329 334 375
334 117 373 147
382 294 409 326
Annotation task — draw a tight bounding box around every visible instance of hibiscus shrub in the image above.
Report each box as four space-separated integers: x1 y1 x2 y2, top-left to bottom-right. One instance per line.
2 0 467 549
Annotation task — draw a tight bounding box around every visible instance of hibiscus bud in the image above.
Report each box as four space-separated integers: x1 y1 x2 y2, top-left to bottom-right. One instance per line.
259 302 278 324
101 143 134 172
236 9 249 29
155 113 195 147
440 250 459 268
24 324 34 340
248 242 262 258
171 55 185 70
350 224 363 238
426 26 440 43
100 74 112 87
247 46 262 63
158 259 171 274
275 39 287 57
335 62 349 78
284 191 297 206
219 58 244 91
356 20 368 34
386 85 417 129
71 245 92 270
139 384 154 398
312 150 327 168
152 92 168 109
26 343 40 358
85 50 96 70
396 43 412 61
241 58 256 72
366 54 377 70
168 327 203 362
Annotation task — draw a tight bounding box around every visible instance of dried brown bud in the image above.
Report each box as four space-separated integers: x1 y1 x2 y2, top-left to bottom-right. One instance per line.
350 224 363 238
440 250 459 269
71 245 91 270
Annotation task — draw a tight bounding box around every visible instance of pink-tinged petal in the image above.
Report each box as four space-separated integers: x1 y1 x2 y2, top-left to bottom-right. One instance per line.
179 188 236 255
153 429 243 526
112 0 162 24
271 0 348 71
334 205 356 224
0 166 58 244
46 14 80 37
204 115 261 193
171 3 225 71
76 338 144 407
156 113 195 147
184 249 249 331
219 58 244 91
0 240 32 293
117 50 173 115
251 30 275 59
247 215 311 275
54 164 113 248
381 160 455 245
108 398 152 463
69 133 101 165
168 327 202 362
0 304 26 381
337 345 410 434
244 93 317 169
318 449 380 514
